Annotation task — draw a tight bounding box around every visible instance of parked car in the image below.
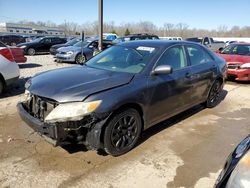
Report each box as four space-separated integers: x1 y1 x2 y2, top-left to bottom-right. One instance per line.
214 135 250 188
17 37 67 55
17 40 226 156
0 41 20 94
9 47 27 63
160 37 182 40
50 38 81 55
56 39 113 64
217 43 250 81
113 33 159 44
225 40 238 48
185 37 225 51
103 33 118 40
0 35 26 46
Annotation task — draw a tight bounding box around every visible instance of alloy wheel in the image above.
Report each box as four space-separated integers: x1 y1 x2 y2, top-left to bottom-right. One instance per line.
110 115 138 150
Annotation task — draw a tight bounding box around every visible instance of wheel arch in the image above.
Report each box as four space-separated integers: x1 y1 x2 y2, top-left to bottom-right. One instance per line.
99 102 145 147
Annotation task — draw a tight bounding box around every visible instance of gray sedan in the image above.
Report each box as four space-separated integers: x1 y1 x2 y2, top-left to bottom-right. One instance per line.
56 39 113 64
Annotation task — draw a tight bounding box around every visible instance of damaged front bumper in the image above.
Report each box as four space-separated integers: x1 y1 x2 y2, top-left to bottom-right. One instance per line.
17 102 110 150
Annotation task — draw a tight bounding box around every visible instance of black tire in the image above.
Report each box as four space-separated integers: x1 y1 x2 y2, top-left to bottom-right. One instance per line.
0 79 4 95
27 48 35 56
103 108 142 156
206 80 222 108
75 54 86 64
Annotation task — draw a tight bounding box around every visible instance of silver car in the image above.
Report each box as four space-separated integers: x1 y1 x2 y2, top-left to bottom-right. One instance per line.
56 40 113 64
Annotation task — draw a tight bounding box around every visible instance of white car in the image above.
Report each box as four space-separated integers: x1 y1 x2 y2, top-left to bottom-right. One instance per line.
0 41 20 94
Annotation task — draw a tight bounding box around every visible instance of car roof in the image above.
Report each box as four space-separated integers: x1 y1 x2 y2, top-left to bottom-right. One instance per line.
117 40 199 48
231 42 250 45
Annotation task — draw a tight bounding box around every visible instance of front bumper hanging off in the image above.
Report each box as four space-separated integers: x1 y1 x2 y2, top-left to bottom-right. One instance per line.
17 102 109 150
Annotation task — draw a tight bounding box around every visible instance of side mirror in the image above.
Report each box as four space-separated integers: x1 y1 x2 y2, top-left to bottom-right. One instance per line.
151 65 173 75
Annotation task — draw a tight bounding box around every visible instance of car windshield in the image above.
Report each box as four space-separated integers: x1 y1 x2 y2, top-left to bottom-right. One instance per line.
221 44 250 55
66 38 80 45
86 45 157 74
73 41 90 47
32 38 43 43
112 38 125 44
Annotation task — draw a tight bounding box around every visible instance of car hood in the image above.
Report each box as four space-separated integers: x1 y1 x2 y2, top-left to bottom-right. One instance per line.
217 53 250 64
17 42 36 47
57 46 81 52
51 44 69 49
28 66 134 103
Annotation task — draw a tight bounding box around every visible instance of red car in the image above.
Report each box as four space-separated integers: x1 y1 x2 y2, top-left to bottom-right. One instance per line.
217 43 250 81
9 47 27 63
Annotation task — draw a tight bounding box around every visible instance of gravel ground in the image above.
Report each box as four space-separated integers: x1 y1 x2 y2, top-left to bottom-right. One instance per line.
19 55 73 78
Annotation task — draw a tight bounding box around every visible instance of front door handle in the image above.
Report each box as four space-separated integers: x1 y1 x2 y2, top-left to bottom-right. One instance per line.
185 72 192 78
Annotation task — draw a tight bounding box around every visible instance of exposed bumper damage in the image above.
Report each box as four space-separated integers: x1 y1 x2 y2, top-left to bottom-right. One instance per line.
17 102 110 150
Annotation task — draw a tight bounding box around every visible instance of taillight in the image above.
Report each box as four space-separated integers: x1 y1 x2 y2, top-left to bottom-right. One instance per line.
0 48 15 62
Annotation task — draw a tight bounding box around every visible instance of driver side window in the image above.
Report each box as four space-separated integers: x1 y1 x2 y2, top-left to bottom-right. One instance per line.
157 45 187 70
41 38 51 44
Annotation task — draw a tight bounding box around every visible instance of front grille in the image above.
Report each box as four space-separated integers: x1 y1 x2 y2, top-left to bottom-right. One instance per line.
25 94 58 122
227 63 240 69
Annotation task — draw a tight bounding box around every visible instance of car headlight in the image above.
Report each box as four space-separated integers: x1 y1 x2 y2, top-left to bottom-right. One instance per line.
20 45 27 49
66 51 74 55
44 100 102 123
235 136 250 158
240 63 250 69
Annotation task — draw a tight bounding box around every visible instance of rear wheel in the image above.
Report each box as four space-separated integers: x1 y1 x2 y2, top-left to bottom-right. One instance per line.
75 54 86 64
206 80 222 108
103 108 142 156
27 48 35 56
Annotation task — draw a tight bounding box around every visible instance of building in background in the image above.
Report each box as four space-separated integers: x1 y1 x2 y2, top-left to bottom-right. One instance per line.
0 22 65 36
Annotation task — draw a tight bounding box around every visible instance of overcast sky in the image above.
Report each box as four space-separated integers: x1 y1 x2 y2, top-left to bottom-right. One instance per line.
0 0 250 29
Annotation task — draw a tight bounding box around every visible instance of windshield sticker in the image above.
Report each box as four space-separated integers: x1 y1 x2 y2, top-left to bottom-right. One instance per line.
136 46 155 53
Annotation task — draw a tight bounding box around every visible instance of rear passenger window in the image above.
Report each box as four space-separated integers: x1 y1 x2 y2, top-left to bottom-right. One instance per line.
186 45 213 66
157 46 187 70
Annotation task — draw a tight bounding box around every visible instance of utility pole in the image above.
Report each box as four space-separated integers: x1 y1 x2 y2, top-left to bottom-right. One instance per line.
98 0 103 51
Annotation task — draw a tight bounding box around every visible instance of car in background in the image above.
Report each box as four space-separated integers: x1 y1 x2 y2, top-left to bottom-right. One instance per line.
17 36 67 55
50 38 81 55
225 40 238 48
17 40 226 156
214 135 250 188
160 37 182 41
56 39 113 64
217 43 250 81
113 33 159 43
0 41 20 94
0 35 26 46
185 37 225 51
9 47 27 63
103 33 118 40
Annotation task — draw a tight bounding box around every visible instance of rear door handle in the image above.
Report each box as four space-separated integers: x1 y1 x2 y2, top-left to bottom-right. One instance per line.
210 64 216 71
185 72 192 78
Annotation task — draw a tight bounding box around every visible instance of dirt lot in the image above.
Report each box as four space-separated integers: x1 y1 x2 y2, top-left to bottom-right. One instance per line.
0 55 250 188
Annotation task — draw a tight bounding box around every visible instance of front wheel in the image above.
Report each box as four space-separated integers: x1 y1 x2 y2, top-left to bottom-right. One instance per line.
206 80 222 108
75 54 86 64
103 108 142 156
27 48 35 56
